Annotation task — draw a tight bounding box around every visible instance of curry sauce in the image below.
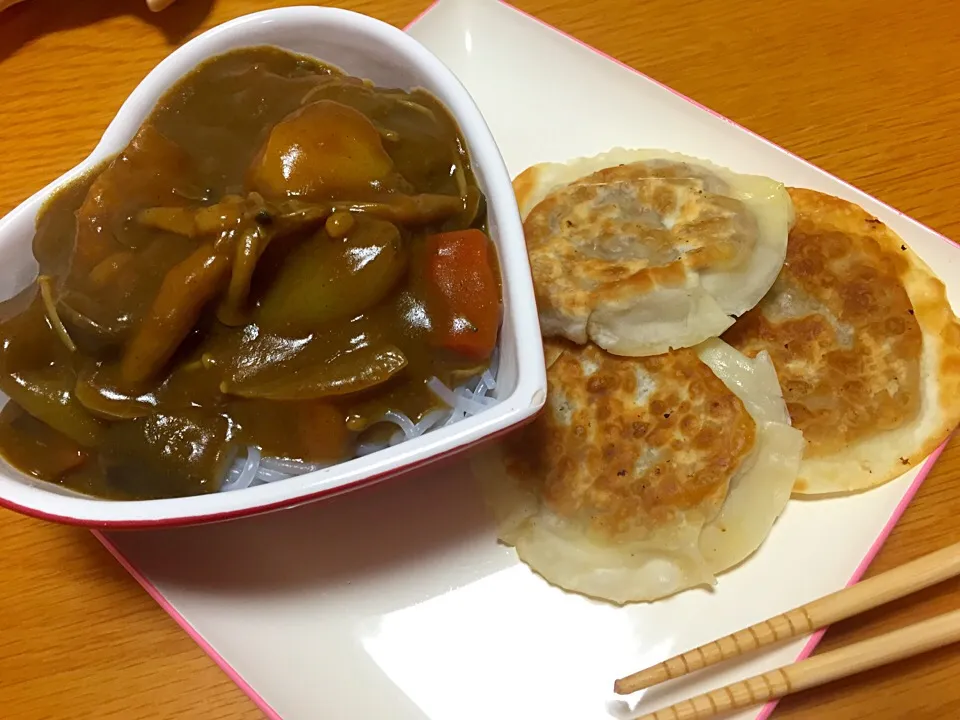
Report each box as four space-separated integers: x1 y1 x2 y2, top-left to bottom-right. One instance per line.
0 47 500 500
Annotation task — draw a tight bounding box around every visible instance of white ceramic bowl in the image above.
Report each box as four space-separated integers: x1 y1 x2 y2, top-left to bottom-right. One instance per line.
0 7 546 528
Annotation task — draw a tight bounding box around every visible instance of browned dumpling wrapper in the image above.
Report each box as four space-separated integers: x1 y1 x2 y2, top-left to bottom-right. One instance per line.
724 188 960 494
476 338 803 604
513 149 793 357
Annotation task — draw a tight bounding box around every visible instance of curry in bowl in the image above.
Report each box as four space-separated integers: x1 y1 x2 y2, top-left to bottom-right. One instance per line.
0 47 501 501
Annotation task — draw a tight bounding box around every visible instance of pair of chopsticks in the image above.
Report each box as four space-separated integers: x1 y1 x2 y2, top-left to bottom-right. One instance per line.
614 541 960 719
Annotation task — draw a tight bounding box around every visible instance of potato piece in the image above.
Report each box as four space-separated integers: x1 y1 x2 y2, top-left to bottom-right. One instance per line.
256 218 407 334
74 124 196 272
249 100 394 200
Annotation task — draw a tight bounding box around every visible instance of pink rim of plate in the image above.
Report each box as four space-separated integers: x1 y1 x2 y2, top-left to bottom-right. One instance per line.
91 447 950 720
92 1 959 718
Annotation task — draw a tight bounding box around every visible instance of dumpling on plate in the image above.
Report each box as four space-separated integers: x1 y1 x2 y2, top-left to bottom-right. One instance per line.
513 149 794 357
724 188 960 494
474 338 803 604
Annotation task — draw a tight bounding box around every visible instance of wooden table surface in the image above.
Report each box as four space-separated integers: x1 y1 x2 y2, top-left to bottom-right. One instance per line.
1 0 960 718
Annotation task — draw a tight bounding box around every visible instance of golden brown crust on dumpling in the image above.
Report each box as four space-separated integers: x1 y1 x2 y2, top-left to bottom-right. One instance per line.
520 161 757 347
478 338 802 604
724 187 960 493
513 150 793 358
512 165 540 220
724 189 923 455
504 339 756 539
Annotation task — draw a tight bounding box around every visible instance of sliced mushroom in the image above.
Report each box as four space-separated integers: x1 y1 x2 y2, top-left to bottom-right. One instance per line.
120 243 232 388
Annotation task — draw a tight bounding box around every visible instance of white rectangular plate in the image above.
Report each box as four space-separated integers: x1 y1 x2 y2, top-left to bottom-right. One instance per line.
99 1 959 718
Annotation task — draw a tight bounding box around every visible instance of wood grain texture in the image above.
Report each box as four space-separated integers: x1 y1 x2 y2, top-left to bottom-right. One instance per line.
0 0 958 718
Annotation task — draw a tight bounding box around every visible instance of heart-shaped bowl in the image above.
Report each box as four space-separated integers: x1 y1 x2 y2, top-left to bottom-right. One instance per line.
0 6 545 528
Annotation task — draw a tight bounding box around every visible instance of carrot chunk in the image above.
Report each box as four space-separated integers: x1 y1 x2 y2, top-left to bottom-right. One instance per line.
422 229 500 360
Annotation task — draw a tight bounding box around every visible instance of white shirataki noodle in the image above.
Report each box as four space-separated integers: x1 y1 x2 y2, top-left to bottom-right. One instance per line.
220 349 501 491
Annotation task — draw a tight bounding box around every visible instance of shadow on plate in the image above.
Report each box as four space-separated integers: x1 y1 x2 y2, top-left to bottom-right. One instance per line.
100 454 512 612
0 0 214 63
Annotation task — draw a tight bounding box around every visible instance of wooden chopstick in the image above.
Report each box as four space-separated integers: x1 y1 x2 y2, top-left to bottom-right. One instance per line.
632 607 960 720
615 540 960 695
